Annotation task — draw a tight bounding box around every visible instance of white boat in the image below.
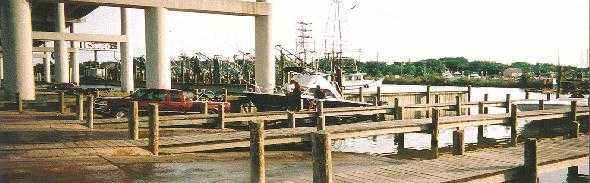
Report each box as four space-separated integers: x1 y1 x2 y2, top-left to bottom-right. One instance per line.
342 73 383 91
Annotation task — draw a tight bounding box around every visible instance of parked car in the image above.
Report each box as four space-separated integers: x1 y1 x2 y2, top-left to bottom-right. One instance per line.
47 83 81 94
96 88 231 118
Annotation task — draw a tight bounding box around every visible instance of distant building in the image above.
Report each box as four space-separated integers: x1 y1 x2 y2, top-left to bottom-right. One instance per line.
503 68 523 78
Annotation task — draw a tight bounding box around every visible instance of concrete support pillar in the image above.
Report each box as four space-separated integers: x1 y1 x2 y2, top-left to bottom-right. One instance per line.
254 0 274 93
0 0 36 100
69 24 79 85
145 7 171 89
120 8 134 92
69 50 79 84
43 52 51 83
54 2 69 83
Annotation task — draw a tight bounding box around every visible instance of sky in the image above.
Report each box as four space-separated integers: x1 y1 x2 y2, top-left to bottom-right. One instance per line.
64 0 589 67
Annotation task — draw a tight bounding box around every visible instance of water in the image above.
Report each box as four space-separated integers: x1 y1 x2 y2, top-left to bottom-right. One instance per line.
334 84 589 182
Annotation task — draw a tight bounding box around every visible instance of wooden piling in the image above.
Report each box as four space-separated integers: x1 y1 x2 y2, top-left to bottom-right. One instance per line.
455 96 461 116
504 94 511 113
218 104 225 129
467 85 472 115
477 101 485 143
316 100 325 130
431 109 440 159
538 100 544 110
394 104 405 150
312 131 332 183
426 85 431 104
77 93 83 121
148 103 160 156
287 112 296 128
525 91 530 99
358 87 364 103
59 91 66 114
16 93 23 113
569 101 579 138
567 166 578 178
524 138 538 183
483 94 489 114
128 101 139 140
453 129 465 155
510 104 518 147
222 88 228 102
376 86 382 105
86 95 94 129
249 121 265 183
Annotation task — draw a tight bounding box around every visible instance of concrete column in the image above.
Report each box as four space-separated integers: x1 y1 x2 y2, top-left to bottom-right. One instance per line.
54 2 69 83
120 8 134 92
69 24 80 85
254 0 274 93
70 50 79 84
145 7 171 89
0 0 36 100
43 51 51 83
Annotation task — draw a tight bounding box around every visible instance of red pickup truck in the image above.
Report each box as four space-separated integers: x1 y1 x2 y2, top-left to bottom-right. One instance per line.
96 88 231 118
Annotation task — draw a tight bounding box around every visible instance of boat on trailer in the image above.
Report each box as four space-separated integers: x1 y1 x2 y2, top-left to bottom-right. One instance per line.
246 72 371 111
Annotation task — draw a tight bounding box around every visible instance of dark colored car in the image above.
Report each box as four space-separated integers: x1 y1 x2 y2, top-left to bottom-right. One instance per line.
96 88 230 118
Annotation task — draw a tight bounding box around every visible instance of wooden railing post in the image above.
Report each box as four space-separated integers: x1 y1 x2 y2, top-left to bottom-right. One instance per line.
524 138 538 183
538 100 544 110
434 94 440 104
453 129 465 155
316 100 325 130
287 112 296 128
77 93 84 121
203 102 209 115
467 85 472 115
546 93 551 101
249 121 265 183
86 95 94 129
569 101 579 139
483 94 489 114
426 85 431 104
510 104 518 147
376 86 382 105
218 104 225 129
222 88 228 102
358 87 364 103
128 101 139 140
477 101 485 143
312 131 332 183
505 94 511 113
394 105 405 150
455 96 461 116
148 103 160 156
431 109 440 159
525 91 530 99
59 91 66 114
16 93 24 113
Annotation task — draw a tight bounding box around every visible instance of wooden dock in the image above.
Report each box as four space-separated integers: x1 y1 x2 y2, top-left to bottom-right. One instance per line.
331 136 588 183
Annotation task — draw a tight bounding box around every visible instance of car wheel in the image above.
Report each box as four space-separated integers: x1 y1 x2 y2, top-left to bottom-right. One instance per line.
114 109 129 119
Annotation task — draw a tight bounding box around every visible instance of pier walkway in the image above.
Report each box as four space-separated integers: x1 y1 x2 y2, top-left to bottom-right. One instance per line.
332 136 589 183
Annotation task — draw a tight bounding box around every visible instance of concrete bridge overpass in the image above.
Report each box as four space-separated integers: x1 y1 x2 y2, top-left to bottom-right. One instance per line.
0 0 274 100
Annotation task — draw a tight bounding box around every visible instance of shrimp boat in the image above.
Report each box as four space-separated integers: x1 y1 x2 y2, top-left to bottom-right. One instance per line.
245 72 371 111
342 73 384 92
